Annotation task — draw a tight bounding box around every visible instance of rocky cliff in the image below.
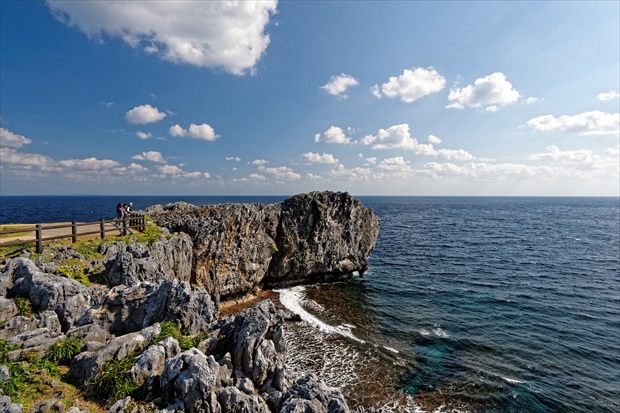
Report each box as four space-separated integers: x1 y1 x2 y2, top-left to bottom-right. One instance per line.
0 191 380 412
145 191 380 302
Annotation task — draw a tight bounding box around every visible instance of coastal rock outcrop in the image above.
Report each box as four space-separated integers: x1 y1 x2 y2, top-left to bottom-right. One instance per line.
146 191 379 300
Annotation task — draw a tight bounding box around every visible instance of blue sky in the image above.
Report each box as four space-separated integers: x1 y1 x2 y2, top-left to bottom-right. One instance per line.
1 0 618 196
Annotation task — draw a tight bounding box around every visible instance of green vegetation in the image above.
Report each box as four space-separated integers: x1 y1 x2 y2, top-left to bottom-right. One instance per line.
46 337 82 365
271 243 279 253
95 353 140 400
156 320 208 351
14 296 35 317
0 224 34 239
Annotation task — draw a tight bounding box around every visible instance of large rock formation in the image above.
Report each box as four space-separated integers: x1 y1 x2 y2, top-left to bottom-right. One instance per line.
146 191 380 300
0 191 379 412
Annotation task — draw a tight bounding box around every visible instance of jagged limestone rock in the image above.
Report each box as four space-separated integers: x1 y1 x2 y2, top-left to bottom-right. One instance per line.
218 300 286 392
102 234 193 287
70 323 161 386
278 373 350 413
147 191 379 300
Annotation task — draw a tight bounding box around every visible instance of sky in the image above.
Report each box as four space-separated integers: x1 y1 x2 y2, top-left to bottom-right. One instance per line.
1 0 619 196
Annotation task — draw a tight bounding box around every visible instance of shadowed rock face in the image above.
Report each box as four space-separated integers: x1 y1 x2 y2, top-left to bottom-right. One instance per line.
146 191 380 300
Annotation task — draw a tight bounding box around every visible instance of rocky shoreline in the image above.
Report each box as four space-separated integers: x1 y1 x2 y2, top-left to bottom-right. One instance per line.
0 191 380 413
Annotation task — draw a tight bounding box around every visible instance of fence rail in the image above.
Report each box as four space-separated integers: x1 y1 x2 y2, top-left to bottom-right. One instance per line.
0 215 146 253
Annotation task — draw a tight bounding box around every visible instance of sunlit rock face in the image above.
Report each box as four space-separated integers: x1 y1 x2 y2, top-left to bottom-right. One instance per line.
146 191 380 301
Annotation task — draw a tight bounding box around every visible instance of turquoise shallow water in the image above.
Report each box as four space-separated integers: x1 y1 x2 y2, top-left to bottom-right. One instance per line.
294 197 620 412
2 195 618 412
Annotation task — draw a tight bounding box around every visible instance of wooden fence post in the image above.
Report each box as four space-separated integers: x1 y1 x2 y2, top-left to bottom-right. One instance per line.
122 217 128 236
72 222 78 244
36 224 42 253
100 219 105 239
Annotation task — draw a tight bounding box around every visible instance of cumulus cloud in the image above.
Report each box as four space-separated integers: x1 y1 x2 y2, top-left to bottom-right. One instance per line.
258 165 301 180
525 110 619 136
132 151 166 163
314 126 351 144
321 74 359 98
597 91 620 101
371 67 446 103
0 147 55 169
378 156 413 172
447 72 520 110
526 97 543 104
169 123 218 141
529 145 604 164
125 104 166 124
361 124 418 150
251 159 269 165
226 156 241 161
136 131 152 140
0 128 32 149
58 157 120 169
249 173 267 181
47 0 277 75
302 152 339 164
156 164 183 175
428 135 442 145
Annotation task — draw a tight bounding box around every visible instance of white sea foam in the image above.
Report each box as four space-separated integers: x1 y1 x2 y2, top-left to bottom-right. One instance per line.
503 376 526 384
420 329 431 336
276 286 365 344
383 345 400 354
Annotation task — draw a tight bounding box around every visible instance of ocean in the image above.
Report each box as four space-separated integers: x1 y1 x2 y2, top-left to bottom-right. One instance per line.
1 195 619 412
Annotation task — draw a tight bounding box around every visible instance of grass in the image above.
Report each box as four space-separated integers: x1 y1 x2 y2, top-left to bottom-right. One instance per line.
95 352 140 400
0 224 34 239
14 296 35 317
46 337 82 365
156 320 209 351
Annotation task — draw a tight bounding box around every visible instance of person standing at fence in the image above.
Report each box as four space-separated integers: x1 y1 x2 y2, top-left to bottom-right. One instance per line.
114 203 123 227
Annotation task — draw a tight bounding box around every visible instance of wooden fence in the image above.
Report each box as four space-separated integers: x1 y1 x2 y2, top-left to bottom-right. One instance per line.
0 215 146 253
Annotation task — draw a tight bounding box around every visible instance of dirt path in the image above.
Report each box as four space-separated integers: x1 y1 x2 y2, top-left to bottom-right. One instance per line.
0 221 135 245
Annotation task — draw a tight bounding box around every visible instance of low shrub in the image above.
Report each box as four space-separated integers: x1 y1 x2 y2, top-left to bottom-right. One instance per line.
45 337 82 365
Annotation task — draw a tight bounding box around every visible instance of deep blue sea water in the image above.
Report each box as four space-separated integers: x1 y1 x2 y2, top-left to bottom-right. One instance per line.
1 195 619 412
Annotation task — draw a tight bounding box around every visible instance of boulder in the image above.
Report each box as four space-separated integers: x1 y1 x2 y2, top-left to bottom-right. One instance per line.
76 279 216 335
219 300 286 392
278 373 350 413
70 323 161 386
0 395 22 413
218 386 270 413
0 297 17 323
159 348 221 413
128 337 181 396
103 234 193 287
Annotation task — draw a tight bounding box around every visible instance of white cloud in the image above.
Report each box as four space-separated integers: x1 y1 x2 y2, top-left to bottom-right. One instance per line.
378 156 413 172
0 128 32 149
157 165 183 175
361 124 418 150
132 151 166 163
526 97 543 104
258 165 301 180
525 110 620 136
251 159 269 165
428 135 442 145
136 131 152 140
47 0 277 75
447 72 520 110
302 152 339 164
314 126 351 144
597 91 620 101
58 157 120 170
366 157 377 164
372 67 446 103
0 147 55 169
249 173 267 181
321 74 359 98
226 156 241 161
169 123 218 141
528 145 603 164
100 100 115 108
125 104 166 124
